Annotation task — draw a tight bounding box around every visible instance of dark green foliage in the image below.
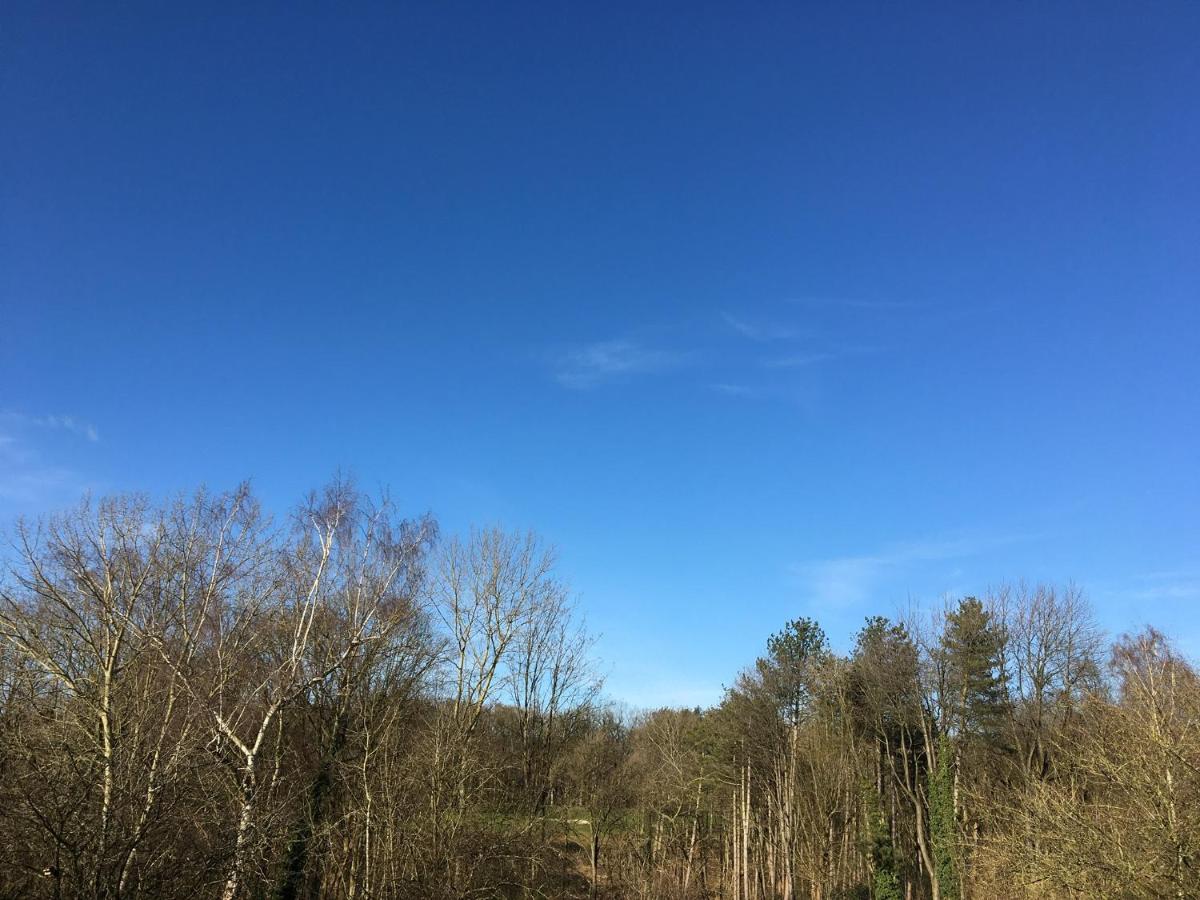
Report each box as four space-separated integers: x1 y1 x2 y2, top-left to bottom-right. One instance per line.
760 617 828 725
940 597 1009 745
767 616 828 668
862 783 902 900
849 617 921 738
873 867 902 900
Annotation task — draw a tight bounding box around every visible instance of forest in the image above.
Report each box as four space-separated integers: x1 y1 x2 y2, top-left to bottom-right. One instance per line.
1 482 1197 900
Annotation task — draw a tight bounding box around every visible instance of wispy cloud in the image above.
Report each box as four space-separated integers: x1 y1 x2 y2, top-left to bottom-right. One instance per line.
710 381 820 412
710 383 764 399
719 307 879 381
0 412 102 510
762 351 840 368
787 297 923 312
31 414 100 442
762 344 876 368
791 534 1028 609
0 463 80 504
553 340 687 389
553 296 901 398
722 313 804 342
1127 572 1200 602
1097 572 1200 659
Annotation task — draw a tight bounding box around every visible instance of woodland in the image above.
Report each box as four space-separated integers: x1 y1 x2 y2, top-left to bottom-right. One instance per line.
1 483 1196 899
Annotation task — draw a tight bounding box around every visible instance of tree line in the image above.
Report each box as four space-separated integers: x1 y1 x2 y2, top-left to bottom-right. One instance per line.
1 483 1197 899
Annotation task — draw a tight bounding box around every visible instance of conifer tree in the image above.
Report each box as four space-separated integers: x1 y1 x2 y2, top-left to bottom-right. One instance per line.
940 598 1009 745
761 617 828 725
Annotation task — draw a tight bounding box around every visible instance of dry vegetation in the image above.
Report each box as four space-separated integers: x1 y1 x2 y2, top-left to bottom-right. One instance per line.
1 483 1197 899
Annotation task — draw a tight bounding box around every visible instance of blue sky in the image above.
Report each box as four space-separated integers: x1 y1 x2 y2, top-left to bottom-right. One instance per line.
2 2 1198 706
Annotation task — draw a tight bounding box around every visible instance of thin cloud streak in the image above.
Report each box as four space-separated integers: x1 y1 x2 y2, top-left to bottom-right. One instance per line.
0 412 103 510
722 312 804 342
3 411 101 443
763 352 839 368
763 343 877 368
0 438 87 507
710 383 764 399
792 534 1032 609
553 339 688 389
0 465 80 504
1127 572 1200 602
786 297 924 311
34 415 100 442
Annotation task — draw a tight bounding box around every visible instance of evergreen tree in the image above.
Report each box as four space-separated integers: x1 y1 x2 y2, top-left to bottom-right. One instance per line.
760 617 828 725
940 597 1009 745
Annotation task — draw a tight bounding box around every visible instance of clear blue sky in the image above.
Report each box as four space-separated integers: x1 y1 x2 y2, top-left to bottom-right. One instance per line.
3 2 1198 706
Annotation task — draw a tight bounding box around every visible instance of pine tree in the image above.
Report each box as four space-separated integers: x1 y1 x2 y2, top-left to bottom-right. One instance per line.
760 617 828 725
940 597 1009 745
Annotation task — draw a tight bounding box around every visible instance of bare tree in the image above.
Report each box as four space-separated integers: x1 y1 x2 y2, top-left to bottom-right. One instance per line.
0 495 190 899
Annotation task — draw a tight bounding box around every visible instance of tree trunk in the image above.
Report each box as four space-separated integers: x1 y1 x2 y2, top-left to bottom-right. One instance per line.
221 770 258 900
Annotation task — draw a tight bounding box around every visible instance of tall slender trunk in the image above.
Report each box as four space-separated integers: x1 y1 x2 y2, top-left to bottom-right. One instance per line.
97 665 115 899
742 762 751 900
222 767 258 900
903 725 938 900
682 779 701 893
589 824 600 897
118 678 181 895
